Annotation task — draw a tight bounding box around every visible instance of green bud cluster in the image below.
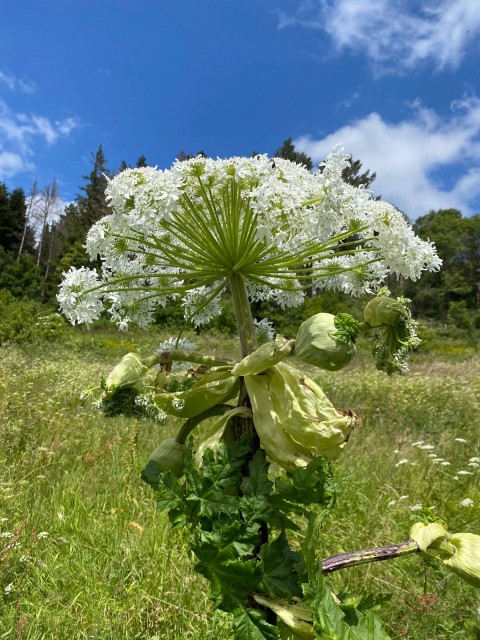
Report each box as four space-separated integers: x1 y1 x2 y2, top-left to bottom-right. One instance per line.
363 292 420 375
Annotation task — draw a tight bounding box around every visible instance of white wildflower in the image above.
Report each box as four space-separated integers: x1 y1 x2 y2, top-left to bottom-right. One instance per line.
440 461 451 466
387 500 397 507
254 318 275 344
37 531 49 539
410 504 423 512
418 444 435 450
399 495 409 500
395 459 409 467
0 532 13 538
457 470 474 476
459 498 475 508
468 462 480 468
455 438 468 443
469 457 480 463
411 441 424 447
4 583 14 594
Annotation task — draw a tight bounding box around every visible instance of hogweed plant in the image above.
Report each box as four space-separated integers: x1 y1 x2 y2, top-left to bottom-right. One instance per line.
58 148 480 638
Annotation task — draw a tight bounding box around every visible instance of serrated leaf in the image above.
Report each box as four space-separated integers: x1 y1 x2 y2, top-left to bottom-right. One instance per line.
198 520 259 561
275 457 335 509
185 436 255 521
242 449 274 499
233 607 279 640
195 555 263 611
260 532 303 598
154 469 188 528
304 565 391 640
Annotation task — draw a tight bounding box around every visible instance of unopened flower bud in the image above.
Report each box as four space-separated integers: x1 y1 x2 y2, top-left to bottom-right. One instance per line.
443 533 480 588
294 313 355 371
410 522 480 588
141 438 186 487
364 297 408 328
105 352 148 398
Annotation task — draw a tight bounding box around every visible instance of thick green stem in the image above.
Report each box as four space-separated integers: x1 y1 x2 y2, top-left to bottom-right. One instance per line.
321 540 420 574
228 272 257 438
229 272 258 358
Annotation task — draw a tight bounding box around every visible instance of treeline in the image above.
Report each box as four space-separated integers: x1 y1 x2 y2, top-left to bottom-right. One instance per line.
1 141 479 328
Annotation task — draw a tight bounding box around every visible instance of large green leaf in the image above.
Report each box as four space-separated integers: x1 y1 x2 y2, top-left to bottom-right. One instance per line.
233 607 279 640
304 565 391 640
260 532 303 598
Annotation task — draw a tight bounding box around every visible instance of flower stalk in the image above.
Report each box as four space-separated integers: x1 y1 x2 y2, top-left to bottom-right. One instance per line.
321 540 420 574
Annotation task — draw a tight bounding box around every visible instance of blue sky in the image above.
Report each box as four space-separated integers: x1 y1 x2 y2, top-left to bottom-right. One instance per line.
1 0 480 219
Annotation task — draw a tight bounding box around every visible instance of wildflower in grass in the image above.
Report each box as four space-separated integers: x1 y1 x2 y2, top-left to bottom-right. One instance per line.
399 495 409 500
428 453 438 458
410 504 423 511
412 441 425 447
460 498 474 508
468 462 480 468
418 444 435 450
440 461 451 466
387 500 397 507
455 438 468 443
432 458 445 464
395 459 409 467
0 531 13 538
58 148 441 331
37 531 49 539
4 582 14 594
457 470 474 476
253 317 275 344
470 457 480 463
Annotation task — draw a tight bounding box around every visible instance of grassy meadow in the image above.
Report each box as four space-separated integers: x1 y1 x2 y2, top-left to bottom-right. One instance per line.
1 326 479 639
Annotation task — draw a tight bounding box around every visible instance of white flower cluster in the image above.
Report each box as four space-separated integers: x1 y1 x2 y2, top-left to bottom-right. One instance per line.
58 147 441 328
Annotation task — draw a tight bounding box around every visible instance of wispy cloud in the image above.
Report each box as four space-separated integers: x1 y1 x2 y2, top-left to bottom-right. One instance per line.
0 70 36 94
295 96 480 218
277 0 480 72
0 98 80 180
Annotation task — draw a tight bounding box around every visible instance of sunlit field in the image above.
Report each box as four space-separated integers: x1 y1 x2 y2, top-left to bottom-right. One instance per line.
1 327 479 639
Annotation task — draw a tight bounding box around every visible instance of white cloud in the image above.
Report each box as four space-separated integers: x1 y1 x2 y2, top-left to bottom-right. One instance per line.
0 70 36 94
295 96 480 218
0 98 80 181
0 151 33 178
277 0 480 72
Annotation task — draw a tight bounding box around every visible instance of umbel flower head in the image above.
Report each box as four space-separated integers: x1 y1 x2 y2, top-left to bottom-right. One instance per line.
58 147 441 329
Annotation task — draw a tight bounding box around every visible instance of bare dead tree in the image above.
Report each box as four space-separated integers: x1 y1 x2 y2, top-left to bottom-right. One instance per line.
17 179 40 262
36 179 60 267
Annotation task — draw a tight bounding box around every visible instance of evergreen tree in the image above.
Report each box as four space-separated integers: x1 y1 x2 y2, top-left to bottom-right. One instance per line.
176 150 208 161
0 184 32 255
78 144 110 228
342 157 376 189
274 137 313 170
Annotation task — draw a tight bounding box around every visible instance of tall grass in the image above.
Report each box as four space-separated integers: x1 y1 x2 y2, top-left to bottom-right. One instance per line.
0 328 479 639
